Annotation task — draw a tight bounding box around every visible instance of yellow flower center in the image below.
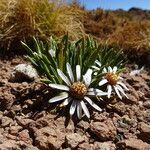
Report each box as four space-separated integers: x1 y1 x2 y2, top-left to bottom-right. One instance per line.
105 73 118 85
70 81 87 99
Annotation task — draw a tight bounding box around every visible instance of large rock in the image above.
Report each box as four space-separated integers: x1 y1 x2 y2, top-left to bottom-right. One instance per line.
10 64 38 82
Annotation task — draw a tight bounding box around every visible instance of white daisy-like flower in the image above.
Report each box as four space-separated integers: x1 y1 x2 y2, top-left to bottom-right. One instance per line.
98 65 129 99
49 63 107 119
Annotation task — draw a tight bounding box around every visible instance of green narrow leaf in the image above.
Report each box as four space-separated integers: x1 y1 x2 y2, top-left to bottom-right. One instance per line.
21 41 34 57
33 37 42 56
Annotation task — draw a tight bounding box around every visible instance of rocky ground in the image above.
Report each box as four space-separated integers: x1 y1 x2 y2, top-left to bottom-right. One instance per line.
0 56 150 150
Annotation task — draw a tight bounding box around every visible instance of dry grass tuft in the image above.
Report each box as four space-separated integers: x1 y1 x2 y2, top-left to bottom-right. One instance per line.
0 0 85 51
109 21 150 51
81 7 150 65
108 21 150 65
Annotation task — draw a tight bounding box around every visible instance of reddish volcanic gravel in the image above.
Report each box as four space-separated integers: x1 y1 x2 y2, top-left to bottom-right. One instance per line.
0 56 150 150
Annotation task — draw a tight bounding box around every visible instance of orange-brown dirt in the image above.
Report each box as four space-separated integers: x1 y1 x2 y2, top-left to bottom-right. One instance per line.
0 56 150 150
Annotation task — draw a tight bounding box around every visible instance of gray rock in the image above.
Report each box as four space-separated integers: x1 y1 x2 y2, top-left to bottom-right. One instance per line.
10 64 38 82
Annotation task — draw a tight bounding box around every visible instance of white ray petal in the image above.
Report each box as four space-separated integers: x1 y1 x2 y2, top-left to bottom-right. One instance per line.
66 63 74 82
80 101 90 118
84 96 102 111
49 84 69 91
94 72 98 76
88 88 95 92
92 66 100 70
117 81 129 90
108 66 113 72
57 69 71 86
69 101 77 116
77 102 82 119
103 68 107 73
83 69 92 87
119 76 124 80
96 91 108 96
76 65 81 81
87 88 107 96
116 85 128 99
62 97 71 106
49 93 68 103
95 60 101 67
114 85 122 99
113 66 117 73
99 79 108 86
107 85 112 98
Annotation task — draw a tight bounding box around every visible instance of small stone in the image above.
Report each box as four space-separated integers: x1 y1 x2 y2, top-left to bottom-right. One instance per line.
35 135 48 150
0 140 38 150
16 117 33 127
138 122 150 143
0 134 4 144
143 100 150 109
110 102 126 115
0 116 13 127
94 141 116 150
66 133 86 149
9 126 23 135
78 142 93 150
28 119 48 130
126 94 138 104
77 120 90 130
0 79 8 86
25 99 34 106
0 92 15 110
5 134 16 140
116 138 150 150
18 129 32 144
0 140 19 150
11 105 21 112
34 126 65 150
90 119 117 141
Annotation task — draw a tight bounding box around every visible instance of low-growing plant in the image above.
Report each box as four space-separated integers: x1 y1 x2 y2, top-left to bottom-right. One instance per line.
22 35 128 119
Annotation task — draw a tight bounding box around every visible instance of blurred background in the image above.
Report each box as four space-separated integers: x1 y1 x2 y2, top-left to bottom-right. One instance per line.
78 0 150 10
0 0 149 65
